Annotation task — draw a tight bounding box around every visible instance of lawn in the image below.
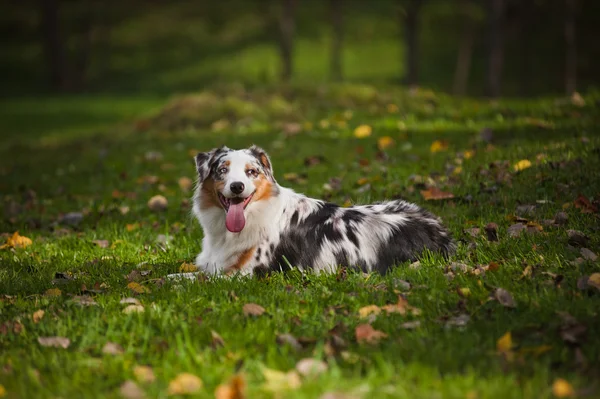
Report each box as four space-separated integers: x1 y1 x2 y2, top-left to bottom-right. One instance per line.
0 84 599 398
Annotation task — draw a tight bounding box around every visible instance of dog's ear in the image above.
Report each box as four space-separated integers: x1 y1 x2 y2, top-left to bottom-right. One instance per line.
194 146 229 182
249 145 275 181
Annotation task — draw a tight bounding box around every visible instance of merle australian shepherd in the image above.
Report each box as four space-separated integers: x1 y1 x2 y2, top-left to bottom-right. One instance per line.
173 145 454 278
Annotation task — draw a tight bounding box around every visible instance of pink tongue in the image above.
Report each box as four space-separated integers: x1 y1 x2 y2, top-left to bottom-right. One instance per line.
225 202 246 233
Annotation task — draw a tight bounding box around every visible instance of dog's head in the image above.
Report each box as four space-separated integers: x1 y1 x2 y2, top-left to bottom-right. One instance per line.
195 145 277 233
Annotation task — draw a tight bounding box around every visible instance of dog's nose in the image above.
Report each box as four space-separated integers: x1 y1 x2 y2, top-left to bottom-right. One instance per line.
230 182 245 195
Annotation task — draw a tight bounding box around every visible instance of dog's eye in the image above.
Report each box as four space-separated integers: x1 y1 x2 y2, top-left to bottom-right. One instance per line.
218 167 228 174
246 169 258 178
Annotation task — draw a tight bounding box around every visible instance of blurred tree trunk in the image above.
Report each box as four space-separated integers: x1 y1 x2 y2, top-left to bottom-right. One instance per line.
72 3 94 91
453 0 475 96
402 0 423 87
565 0 577 94
518 1 533 96
486 0 504 98
40 0 67 91
330 0 344 81
278 0 296 82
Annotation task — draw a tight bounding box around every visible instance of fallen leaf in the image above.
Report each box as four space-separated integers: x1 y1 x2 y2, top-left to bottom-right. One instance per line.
494 288 516 308
580 248 598 261
295 358 328 377
571 92 585 107
168 373 203 395
0 385 5 398
32 309 45 323
120 297 141 305
133 365 156 383
358 305 381 318
567 230 589 247
147 195 168 212
120 381 145 399
355 324 388 344
377 136 395 151
262 368 301 392
587 273 600 290
38 336 70 349
44 288 62 297
92 240 110 248
123 304 145 314
353 125 372 139
178 177 194 193
445 314 470 328
0 231 33 249
127 282 150 294
126 223 140 232
554 211 569 225
381 296 421 315
102 342 124 355
574 194 598 213
507 224 526 237
399 320 421 329
179 262 198 273
420 187 454 201
215 374 246 399
552 378 575 398
430 140 449 153
464 227 481 238
484 223 499 242
513 159 532 172
242 303 265 316
211 330 225 348
276 333 302 352
496 331 513 353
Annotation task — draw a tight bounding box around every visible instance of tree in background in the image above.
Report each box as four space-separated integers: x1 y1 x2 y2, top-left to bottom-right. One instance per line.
564 0 578 94
41 0 66 91
486 0 505 98
329 0 344 81
453 0 481 96
400 0 424 87
276 0 297 82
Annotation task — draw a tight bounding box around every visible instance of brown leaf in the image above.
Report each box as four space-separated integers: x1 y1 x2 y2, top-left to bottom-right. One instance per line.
381 296 421 316
215 374 246 399
580 248 598 261
420 187 454 201
295 358 328 377
484 223 498 242
32 309 45 323
168 373 203 395
120 381 145 399
494 288 516 308
567 230 589 247
276 333 302 352
179 262 198 273
464 227 481 238
71 295 98 307
92 240 110 248
574 194 598 213
102 342 124 355
178 177 194 193
211 330 225 348
588 273 600 290
508 223 526 238
127 282 150 294
38 336 70 349
242 303 265 317
133 365 156 383
147 195 168 212
554 211 569 226
355 324 388 344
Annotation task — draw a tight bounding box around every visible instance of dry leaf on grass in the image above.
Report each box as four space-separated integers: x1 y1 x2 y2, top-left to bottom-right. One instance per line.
120 297 141 305
92 240 109 248
587 273 600 290
211 330 225 348
38 336 70 349
32 310 45 323
580 248 598 261
0 231 32 249
127 282 150 294
574 194 598 213
168 373 203 395
508 223 526 238
358 305 381 319
377 136 395 151
430 140 449 153
353 125 372 138
496 331 513 354
262 368 301 392
133 365 156 383
494 288 516 308
102 342 124 355
147 195 168 212
120 381 145 399
513 159 532 172
552 379 575 398
355 324 388 344
242 303 265 316
215 374 246 399
420 187 454 201
276 333 302 352
295 358 328 377
179 262 198 273
123 304 145 314
44 288 62 297
178 177 194 192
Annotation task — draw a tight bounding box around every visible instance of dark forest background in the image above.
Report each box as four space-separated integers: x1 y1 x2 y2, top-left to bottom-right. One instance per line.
1 0 598 98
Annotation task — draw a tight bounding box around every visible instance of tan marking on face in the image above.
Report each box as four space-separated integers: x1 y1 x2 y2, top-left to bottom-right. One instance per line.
223 160 230 167
252 174 273 202
225 247 255 274
199 177 225 210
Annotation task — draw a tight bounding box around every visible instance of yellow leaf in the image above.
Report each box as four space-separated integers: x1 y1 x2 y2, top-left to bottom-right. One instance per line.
353 125 372 139
430 140 449 153
496 332 513 353
262 368 301 392
179 262 198 273
377 136 395 151
168 373 203 395
0 384 5 397
126 223 139 232
214 374 245 399
420 187 455 201
463 150 475 159
127 282 150 294
513 159 532 172
356 177 369 186
32 309 45 323
133 365 156 383
44 288 62 297
358 305 381 318
458 287 471 297
587 273 600 290
387 104 399 113
453 166 463 175
0 231 33 250
552 379 575 398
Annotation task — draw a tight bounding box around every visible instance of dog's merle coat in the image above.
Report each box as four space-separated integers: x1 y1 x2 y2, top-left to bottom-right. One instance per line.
185 146 454 276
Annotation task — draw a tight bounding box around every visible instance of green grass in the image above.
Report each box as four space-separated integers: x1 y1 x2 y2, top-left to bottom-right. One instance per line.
0 84 599 398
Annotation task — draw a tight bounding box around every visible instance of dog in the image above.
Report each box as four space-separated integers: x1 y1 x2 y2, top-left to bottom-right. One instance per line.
172 145 454 278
